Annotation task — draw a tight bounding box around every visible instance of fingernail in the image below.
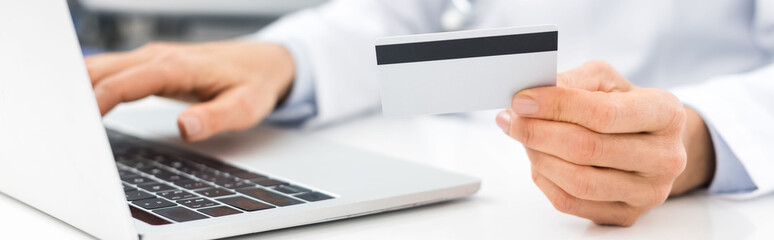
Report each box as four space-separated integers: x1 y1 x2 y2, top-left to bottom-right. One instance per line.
496 110 511 134
512 95 538 115
180 115 202 138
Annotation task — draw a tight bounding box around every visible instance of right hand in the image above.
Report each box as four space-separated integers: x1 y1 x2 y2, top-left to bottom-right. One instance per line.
86 41 295 142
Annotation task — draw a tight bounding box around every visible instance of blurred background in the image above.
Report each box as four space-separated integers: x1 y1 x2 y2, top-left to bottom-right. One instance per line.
68 0 327 55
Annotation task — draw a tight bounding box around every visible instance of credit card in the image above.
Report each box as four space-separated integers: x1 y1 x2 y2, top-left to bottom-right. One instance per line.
375 25 558 117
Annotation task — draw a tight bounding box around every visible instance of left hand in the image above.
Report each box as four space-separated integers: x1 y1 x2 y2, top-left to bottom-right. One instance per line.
85 41 296 142
496 61 692 226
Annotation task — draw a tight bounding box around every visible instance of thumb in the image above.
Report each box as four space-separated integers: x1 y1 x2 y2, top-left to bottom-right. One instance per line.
177 86 273 142
556 60 634 92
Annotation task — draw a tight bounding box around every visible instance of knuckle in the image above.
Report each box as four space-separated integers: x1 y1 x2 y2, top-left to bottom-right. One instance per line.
664 149 688 177
146 60 191 94
586 60 614 73
556 72 575 87
554 90 579 121
643 181 668 205
86 66 98 78
531 168 540 184
650 185 671 206
516 119 538 147
642 178 673 208
589 98 619 131
651 143 687 177
157 62 187 84
651 89 686 132
95 80 119 96
530 153 545 172
567 134 602 164
666 105 687 132
550 194 576 214
615 213 641 227
155 50 186 63
594 207 641 227
568 169 595 198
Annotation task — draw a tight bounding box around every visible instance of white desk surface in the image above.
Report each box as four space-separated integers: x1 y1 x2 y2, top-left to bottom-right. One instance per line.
2 97 773 239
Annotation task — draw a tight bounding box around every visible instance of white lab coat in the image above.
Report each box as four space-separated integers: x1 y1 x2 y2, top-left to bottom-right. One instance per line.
255 0 774 198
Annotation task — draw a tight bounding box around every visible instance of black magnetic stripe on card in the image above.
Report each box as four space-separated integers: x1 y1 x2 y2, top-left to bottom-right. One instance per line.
376 31 557 65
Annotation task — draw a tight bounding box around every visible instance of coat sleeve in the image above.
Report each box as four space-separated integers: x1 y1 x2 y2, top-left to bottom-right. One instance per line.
669 0 774 198
672 64 774 199
251 0 449 127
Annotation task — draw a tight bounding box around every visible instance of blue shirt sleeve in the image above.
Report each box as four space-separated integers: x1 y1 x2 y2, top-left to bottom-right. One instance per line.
263 39 318 126
706 122 758 194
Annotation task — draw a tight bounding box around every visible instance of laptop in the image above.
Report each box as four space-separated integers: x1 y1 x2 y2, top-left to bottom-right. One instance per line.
0 1 480 240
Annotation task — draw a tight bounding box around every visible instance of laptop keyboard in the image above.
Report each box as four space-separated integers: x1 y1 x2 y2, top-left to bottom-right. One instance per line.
106 129 334 225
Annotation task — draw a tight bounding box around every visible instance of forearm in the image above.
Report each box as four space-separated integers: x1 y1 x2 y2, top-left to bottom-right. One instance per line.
670 107 716 196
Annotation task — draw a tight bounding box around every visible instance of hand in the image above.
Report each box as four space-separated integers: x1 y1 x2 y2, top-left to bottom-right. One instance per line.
86 41 295 141
496 61 715 226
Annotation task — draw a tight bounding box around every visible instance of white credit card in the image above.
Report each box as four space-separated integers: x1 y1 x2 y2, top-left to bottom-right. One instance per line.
375 25 558 117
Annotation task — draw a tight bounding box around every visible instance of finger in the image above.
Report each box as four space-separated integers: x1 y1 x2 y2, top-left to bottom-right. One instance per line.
85 51 152 85
93 62 190 115
556 60 634 92
509 115 680 173
527 149 661 206
531 167 641 226
178 86 275 142
85 42 180 85
511 87 685 133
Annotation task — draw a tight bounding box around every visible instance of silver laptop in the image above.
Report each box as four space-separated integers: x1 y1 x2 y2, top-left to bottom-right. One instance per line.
0 1 480 239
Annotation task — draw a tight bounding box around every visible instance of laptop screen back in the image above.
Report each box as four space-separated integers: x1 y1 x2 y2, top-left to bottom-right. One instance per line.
0 1 136 239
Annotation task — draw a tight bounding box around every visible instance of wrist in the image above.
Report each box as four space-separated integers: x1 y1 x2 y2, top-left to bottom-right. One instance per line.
262 43 296 105
670 107 716 195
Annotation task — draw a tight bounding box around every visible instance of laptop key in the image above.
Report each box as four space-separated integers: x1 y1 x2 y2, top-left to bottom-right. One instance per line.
129 205 171 226
193 170 230 182
121 158 154 168
159 158 187 169
134 198 176 210
156 172 192 182
126 190 156 201
138 183 176 192
183 155 243 174
109 129 336 224
215 179 254 189
196 188 235 198
123 184 137 192
142 151 175 162
237 188 303 207
175 180 213 190
154 207 208 222
230 171 265 180
296 192 334 202
119 174 139 182
177 198 218 209
137 166 168 176
176 162 207 174
123 176 157 185
210 165 245 174
198 206 242 217
274 185 311 195
217 196 275 211
126 147 149 156
157 190 197 201
251 178 287 187
118 170 138 179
